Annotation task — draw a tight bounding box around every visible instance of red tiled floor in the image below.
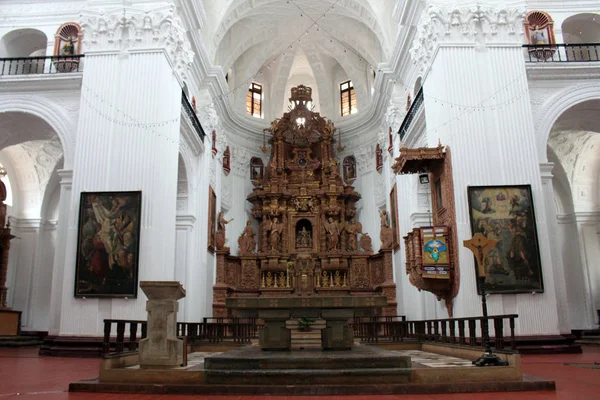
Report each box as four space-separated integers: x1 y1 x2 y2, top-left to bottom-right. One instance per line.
0 346 598 399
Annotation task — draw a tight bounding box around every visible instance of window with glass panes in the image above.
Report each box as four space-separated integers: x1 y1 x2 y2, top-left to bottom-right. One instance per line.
246 82 262 117
340 80 357 116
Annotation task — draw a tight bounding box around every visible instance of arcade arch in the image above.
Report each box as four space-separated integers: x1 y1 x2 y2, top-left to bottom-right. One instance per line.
562 13 600 44
546 99 600 330
0 28 47 58
0 110 65 331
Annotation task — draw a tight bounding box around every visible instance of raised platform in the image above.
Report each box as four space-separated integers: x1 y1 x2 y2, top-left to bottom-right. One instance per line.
204 345 411 385
69 343 556 395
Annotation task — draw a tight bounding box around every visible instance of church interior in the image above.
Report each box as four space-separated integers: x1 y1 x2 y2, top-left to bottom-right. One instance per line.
0 0 599 397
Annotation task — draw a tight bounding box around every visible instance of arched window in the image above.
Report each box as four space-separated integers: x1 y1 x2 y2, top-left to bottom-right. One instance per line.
247 82 263 118
0 28 47 58
340 80 357 116
562 13 600 44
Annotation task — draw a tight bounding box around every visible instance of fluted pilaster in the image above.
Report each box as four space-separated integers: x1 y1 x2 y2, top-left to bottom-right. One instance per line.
55 5 187 335
415 1 561 335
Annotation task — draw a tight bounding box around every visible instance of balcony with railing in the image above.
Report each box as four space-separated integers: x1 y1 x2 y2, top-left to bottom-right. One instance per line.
398 87 424 141
524 43 600 63
181 90 206 142
0 55 85 75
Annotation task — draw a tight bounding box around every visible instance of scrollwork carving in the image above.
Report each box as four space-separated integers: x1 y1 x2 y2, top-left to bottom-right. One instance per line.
410 4 525 73
80 5 194 81
351 258 371 289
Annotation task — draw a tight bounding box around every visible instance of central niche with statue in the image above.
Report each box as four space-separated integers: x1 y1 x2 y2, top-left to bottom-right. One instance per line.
212 85 397 317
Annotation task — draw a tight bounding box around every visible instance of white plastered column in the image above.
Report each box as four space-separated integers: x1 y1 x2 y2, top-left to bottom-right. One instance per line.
411 0 561 335
539 163 570 333
573 211 600 328
53 3 193 335
5 218 40 329
48 169 73 335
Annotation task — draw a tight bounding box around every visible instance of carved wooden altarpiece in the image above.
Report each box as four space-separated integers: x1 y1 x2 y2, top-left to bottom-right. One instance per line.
212 86 397 317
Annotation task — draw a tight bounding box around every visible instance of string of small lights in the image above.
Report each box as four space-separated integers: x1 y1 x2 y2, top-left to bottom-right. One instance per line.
0 1 560 141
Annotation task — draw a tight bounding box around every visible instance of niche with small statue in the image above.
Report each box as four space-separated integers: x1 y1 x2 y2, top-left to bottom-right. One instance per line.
212 85 397 317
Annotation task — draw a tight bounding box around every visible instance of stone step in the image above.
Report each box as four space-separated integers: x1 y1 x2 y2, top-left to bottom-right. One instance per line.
204 367 412 385
204 345 411 371
0 336 43 347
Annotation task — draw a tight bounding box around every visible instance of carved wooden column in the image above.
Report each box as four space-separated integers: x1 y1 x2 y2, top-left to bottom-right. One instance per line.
212 249 230 318
379 248 398 316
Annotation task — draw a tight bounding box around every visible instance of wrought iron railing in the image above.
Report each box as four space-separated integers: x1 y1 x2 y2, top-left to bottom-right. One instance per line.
523 43 600 63
353 314 518 352
398 87 424 141
0 55 84 75
181 90 206 142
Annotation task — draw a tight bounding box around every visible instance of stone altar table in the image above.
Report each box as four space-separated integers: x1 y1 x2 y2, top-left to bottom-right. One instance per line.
138 281 186 368
226 296 387 350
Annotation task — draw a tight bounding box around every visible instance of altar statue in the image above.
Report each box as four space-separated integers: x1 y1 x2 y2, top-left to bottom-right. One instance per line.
218 211 233 236
296 226 312 248
324 216 341 250
345 218 362 252
266 216 284 252
238 220 256 254
379 210 393 249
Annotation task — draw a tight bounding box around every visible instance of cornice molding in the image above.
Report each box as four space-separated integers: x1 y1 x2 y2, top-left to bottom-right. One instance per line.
410 4 525 75
0 74 83 93
526 63 600 81
80 4 193 83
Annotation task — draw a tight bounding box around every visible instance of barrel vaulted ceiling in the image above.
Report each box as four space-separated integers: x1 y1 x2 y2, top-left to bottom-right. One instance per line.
200 0 398 122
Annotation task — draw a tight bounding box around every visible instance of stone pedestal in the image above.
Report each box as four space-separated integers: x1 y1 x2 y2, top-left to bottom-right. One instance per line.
258 309 291 350
138 281 186 369
321 308 353 350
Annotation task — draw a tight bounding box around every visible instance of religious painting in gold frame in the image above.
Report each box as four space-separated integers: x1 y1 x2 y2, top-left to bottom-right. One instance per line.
467 185 544 294
390 184 400 251
207 186 217 253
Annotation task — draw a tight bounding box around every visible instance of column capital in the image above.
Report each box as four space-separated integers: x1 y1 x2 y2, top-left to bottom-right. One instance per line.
80 4 193 82
410 2 525 74
57 169 73 187
573 211 600 224
539 162 555 181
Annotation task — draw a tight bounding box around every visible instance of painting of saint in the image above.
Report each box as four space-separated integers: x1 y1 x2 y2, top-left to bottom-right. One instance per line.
74 191 142 297
467 185 543 294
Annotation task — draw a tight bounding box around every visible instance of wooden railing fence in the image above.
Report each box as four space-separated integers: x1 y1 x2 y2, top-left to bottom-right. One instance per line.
353 314 517 351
